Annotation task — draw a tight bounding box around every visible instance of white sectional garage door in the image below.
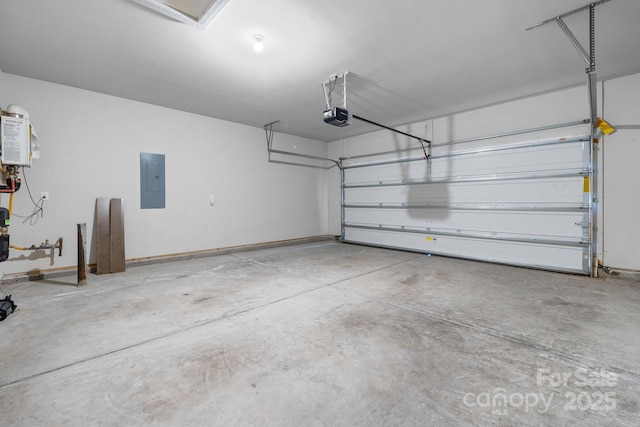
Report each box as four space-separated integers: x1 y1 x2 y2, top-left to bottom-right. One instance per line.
342 121 593 274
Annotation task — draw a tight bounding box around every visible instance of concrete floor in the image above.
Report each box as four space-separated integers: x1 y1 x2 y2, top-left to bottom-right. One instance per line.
0 241 639 426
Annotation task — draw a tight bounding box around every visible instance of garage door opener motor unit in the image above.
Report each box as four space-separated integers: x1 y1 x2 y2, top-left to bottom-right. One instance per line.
322 72 350 127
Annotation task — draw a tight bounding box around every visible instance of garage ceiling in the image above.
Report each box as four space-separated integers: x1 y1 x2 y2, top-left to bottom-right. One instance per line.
1 0 639 142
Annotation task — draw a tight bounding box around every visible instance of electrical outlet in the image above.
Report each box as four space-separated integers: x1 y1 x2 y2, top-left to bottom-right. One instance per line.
40 191 49 200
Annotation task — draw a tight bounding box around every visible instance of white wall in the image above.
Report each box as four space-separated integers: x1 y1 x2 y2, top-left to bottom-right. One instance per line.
600 73 640 270
328 72 640 271
0 74 328 277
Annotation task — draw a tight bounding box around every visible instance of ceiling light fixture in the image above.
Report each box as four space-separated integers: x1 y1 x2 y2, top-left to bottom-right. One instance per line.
252 34 264 52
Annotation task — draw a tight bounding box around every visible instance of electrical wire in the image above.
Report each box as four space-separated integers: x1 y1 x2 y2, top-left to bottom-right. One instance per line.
13 198 45 225
11 166 46 225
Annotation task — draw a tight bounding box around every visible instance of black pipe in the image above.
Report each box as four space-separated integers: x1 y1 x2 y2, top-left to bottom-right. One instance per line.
352 114 430 144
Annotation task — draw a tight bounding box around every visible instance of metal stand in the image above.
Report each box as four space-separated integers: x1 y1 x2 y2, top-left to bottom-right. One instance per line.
527 0 611 276
263 120 341 170
322 73 349 114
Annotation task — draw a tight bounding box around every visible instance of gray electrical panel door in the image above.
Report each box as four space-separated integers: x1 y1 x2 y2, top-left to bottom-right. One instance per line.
140 152 165 209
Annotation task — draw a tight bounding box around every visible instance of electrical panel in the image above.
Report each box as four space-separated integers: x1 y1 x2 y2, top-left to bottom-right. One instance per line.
140 152 166 209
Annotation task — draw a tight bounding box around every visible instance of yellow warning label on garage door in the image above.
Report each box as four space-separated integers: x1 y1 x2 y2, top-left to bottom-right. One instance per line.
583 177 590 193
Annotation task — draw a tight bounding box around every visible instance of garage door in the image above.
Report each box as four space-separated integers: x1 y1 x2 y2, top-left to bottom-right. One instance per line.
342 121 593 274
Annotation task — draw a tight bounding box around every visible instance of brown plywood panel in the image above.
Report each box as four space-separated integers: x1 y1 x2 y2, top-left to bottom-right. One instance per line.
109 198 125 273
95 198 110 275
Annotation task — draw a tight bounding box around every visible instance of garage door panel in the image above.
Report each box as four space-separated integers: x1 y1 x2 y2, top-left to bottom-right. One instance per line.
343 228 586 273
344 209 586 240
345 177 586 205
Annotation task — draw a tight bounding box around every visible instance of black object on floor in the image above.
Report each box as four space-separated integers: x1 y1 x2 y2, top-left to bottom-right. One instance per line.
0 295 16 321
